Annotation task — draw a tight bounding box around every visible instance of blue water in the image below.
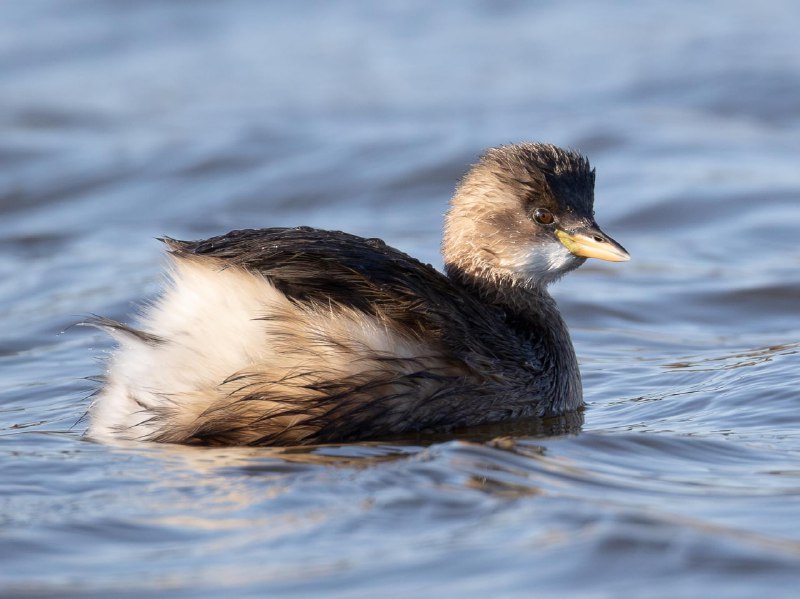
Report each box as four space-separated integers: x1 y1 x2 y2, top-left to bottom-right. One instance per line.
2 1 800 597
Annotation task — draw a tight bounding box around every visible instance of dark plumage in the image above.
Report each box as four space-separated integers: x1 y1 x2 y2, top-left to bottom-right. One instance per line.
89 143 629 446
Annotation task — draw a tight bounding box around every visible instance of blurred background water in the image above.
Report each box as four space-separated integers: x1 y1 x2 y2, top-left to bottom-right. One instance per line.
2 1 800 597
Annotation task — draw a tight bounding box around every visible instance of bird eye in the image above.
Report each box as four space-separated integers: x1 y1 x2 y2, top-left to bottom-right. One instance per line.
533 208 554 225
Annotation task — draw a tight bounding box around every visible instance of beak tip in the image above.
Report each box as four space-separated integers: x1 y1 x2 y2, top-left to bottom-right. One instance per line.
604 246 630 262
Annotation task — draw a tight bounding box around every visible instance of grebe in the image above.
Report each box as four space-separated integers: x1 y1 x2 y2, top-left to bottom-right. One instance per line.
88 143 629 446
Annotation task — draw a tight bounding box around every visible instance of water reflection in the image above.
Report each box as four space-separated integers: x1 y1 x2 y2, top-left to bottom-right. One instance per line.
665 342 800 372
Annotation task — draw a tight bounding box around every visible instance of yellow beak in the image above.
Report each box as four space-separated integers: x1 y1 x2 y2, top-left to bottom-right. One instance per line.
555 226 630 262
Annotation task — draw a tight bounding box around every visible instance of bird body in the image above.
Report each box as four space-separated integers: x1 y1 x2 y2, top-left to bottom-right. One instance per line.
89 143 629 445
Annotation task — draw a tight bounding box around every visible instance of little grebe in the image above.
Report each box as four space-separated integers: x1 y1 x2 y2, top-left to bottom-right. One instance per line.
89 143 629 445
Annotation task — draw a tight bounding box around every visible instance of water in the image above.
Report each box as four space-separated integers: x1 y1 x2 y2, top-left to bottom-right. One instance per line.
2 1 799 596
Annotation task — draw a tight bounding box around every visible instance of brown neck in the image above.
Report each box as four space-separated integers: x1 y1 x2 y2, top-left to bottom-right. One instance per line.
445 264 582 411
444 263 556 322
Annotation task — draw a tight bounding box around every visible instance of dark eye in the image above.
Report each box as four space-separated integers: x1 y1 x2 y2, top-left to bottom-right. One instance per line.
533 208 554 225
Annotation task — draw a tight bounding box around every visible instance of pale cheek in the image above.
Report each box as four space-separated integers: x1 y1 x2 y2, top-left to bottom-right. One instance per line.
501 241 577 280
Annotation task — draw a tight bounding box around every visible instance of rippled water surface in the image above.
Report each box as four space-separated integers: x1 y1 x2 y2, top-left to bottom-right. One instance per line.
2 1 800 597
